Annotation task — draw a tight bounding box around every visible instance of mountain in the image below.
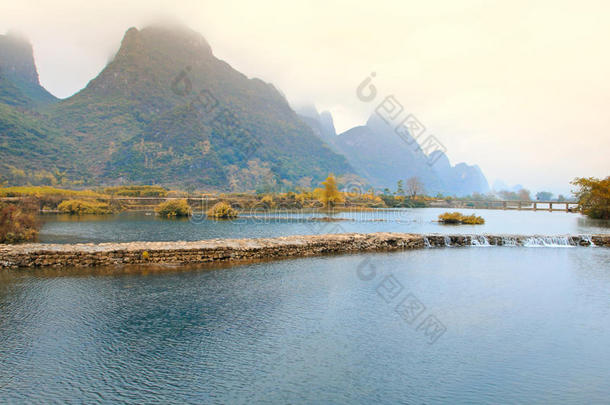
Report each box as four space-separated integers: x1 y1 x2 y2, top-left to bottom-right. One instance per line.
0 24 488 194
429 151 489 196
0 25 353 190
0 32 80 184
0 32 57 108
299 107 489 196
295 105 337 146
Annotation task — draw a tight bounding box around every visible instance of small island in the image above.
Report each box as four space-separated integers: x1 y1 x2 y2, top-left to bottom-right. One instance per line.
438 212 485 225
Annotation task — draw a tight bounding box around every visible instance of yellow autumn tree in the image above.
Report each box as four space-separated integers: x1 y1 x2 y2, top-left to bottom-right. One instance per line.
571 176 610 219
315 174 344 208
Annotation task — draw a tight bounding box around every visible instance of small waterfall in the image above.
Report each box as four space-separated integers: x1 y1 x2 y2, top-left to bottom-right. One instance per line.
424 234 601 248
423 237 431 248
471 235 490 246
522 236 574 247
579 235 595 246
501 236 518 246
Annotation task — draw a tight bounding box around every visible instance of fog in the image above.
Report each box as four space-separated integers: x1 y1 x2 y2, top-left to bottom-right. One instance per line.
2 0 609 194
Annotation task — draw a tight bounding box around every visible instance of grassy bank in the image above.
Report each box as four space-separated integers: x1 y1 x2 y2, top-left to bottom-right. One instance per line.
0 184 431 215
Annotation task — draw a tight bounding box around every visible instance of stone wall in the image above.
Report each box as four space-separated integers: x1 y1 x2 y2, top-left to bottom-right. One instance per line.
0 233 608 269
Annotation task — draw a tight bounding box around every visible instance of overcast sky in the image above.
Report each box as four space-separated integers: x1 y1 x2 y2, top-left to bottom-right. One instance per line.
2 0 609 194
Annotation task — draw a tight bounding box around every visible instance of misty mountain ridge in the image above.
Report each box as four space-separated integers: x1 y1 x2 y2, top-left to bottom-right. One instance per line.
0 32 57 108
0 24 488 195
1 25 352 190
297 105 489 196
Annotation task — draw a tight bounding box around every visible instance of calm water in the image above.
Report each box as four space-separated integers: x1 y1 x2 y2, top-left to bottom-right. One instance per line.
1 247 609 403
39 208 609 244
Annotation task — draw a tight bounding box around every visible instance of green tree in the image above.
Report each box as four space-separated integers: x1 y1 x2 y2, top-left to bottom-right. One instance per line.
396 180 405 196
535 191 553 201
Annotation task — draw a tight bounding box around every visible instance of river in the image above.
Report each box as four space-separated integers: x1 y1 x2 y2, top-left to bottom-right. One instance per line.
1 209 609 403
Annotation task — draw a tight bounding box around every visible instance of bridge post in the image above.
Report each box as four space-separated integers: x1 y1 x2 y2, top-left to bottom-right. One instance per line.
549 202 553 212
566 202 569 212
503 201 507 210
518 201 522 210
533 202 537 211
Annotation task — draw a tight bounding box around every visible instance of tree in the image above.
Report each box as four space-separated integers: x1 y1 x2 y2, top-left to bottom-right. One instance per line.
317 174 344 208
405 176 424 198
396 180 405 196
518 189 531 201
571 176 610 219
535 191 553 201
557 194 566 202
498 190 518 200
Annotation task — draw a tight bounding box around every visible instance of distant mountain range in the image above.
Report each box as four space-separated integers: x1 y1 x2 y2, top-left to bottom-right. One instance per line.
0 25 489 195
297 106 489 196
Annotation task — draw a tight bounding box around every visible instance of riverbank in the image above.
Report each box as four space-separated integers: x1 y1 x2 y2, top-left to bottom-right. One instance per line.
1 233 608 269
0 185 582 214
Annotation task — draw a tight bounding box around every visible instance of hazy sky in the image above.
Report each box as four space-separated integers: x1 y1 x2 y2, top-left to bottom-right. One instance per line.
2 0 609 194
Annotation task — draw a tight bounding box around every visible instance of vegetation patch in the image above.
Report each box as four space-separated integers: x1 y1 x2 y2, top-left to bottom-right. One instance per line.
103 185 168 197
314 174 345 208
571 176 610 219
155 199 192 218
58 199 114 215
0 186 103 198
206 202 238 219
438 212 485 225
0 199 40 243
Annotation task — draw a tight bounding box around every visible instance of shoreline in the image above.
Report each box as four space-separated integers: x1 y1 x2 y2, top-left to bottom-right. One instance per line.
1 233 608 269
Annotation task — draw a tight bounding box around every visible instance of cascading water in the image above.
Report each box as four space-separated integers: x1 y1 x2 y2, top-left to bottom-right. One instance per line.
501 236 518 246
579 235 595 246
470 235 490 246
522 236 575 247
421 234 600 249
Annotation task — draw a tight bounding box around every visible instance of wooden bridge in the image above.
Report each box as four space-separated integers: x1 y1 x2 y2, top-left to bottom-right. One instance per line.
429 199 579 212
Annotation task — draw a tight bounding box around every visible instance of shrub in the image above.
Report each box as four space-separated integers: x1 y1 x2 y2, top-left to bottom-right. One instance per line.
155 199 192 218
260 194 275 208
108 199 128 213
206 202 238 219
438 212 485 225
460 214 485 225
0 199 40 243
58 199 113 215
438 212 463 224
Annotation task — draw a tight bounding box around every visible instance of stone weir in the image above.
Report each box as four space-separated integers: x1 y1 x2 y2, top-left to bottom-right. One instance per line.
0 233 608 269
